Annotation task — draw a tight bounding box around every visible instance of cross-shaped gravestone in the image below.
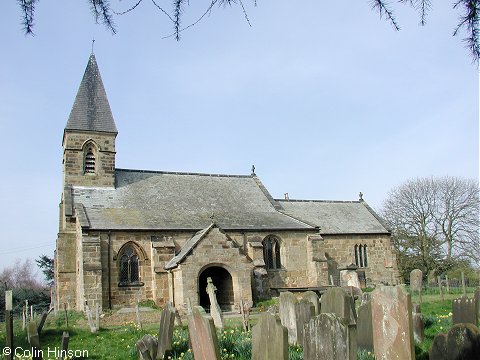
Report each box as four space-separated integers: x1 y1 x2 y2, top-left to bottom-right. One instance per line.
206 277 224 329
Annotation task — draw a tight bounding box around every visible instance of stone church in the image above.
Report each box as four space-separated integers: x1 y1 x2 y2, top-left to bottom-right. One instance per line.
55 55 399 312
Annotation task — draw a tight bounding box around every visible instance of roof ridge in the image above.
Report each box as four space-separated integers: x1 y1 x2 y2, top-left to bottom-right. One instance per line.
115 168 251 178
276 199 360 203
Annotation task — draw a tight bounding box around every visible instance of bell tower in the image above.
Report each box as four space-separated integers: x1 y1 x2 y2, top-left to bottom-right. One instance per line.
62 54 117 188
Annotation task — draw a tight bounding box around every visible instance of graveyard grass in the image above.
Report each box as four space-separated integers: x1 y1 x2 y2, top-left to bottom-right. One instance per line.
0 291 472 360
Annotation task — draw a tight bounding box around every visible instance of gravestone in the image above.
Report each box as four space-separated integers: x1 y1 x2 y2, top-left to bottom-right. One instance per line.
474 288 480 322
340 269 361 289
156 302 176 359
85 305 97 333
452 296 477 326
302 291 320 315
412 303 424 343
279 291 315 345
206 277 224 330
429 323 480 360
356 300 373 351
252 312 288 360
304 313 356 360
410 269 422 292
187 306 221 360
37 310 49 335
5 290 13 360
428 270 436 286
27 321 42 360
136 302 143 330
136 334 158 360
58 332 70 360
371 285 415 360
240 299 251 331
320 287 357 325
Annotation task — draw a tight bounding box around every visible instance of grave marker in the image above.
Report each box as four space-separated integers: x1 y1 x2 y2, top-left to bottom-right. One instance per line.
452 296 477 326
137 334 158 360
136 301 143 331
302 291 320 315
371 285 415 360
412 303 424 343
430 323 480 360
356 300 373 351
156 302 176 360
85 305 97 333
320 287 357 325
206 277 224 330
5 290 13 360
252 312 288 360
58 332 70 360
187 306 221 360
410 269 423 303
304 313 356 360
279 291 315 345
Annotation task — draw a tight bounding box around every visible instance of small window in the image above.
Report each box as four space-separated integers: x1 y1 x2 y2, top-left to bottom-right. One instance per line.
354 244 368 268
84 146 96 174
118 245 142 286
263 236 281 270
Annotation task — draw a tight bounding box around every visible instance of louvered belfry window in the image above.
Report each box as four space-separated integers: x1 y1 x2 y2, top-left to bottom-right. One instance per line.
263 236 281 270
84 147 96 174
119 246 140 285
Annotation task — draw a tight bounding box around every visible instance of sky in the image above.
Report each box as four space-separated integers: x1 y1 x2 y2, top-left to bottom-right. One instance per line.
0 1 478 272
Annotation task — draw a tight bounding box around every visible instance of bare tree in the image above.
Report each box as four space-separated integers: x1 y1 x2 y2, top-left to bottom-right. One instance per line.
14 1 480 62
0 258 43 289
381 176 479 278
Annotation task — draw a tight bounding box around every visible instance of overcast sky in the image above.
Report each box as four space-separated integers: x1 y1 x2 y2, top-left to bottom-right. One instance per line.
0 1 478 273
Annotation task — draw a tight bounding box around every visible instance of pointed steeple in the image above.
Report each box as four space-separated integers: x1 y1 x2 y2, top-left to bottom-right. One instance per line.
65 54 118 134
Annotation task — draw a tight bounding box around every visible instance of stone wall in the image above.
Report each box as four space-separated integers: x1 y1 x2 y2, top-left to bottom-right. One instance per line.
323 234 398 285
63 131 116 188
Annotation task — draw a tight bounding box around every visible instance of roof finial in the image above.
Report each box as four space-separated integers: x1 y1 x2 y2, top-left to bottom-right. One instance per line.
210 212 216 225
359 192 364 201
251 165 255 175
91 39 95 55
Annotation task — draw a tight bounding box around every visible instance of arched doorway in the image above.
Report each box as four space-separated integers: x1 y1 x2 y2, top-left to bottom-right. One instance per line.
198 266 234 312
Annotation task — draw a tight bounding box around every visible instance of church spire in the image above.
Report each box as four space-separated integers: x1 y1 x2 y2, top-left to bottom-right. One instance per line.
65 54 118 134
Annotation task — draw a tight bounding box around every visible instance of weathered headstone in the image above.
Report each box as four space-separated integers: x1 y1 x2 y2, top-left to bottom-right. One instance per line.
429 323 480 360
452 296 477 326
304 313 356 360
136 301 143 330
475 288 480 322
85 305 97 333
240 300 251 331
37 310 49 335
27 321 42 360
206 277 224 330
58 332 70 360
302 291 320 315
5 290 13 360
410 269 422 291
356 299 373 351
320 287 357 325
252 312 288 360
136 334 158 360
340 269 361 290
438 276 444 301
428 270 436 286
174 307 183 326
156 302 176 360
187 306 221 360
412 303 424 343
371 285 415 360
461 271 467 296
279 291 315 345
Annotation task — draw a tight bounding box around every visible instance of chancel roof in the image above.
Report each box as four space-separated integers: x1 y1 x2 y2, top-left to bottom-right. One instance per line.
71 169 312 231
277 200 390 235
65 54 118 134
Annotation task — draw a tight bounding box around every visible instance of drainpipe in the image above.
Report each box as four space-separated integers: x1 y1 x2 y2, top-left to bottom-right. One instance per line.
108 231 112 310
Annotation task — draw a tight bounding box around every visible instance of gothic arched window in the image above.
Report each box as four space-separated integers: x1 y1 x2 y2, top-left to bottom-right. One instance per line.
263 236 281 270
354 244 368 268
119 245 141 286
84 145 96 174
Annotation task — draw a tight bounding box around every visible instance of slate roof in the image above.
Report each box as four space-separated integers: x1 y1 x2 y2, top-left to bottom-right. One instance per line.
71 169 313 231
164 224 215 269
277 200 389 235
65 54 118 134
